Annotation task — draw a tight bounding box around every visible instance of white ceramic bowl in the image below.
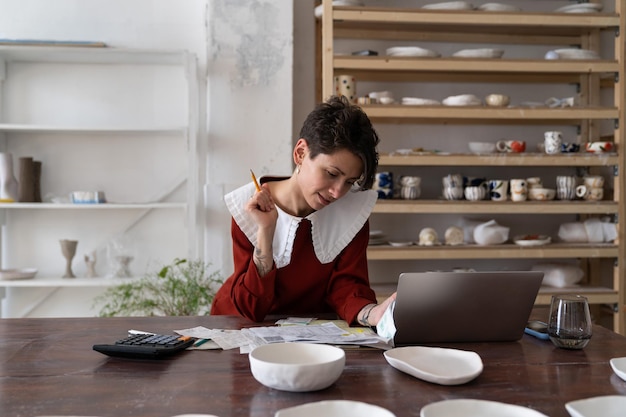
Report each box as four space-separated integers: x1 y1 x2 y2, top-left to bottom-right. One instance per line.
565 395 626 417
609 357 626 381
468 141 496 153
528 187 556 201
275 400 396 417
249 342 345 392
485 94 510 107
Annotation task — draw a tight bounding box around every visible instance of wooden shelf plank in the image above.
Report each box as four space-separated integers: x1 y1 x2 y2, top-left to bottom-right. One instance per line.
379 153 619 166
366 243 618 259
0 203 186 209
372 199 618 214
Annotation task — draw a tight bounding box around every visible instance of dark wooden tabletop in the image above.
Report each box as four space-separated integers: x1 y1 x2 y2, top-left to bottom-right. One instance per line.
1 314 625 417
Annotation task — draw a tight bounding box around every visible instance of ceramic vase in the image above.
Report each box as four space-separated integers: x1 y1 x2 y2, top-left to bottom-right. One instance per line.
60 239 78 278
0 153 19 202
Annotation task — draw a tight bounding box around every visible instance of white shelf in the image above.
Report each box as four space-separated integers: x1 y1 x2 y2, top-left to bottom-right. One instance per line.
0 123 187 134
0 276 140 288
0 202 186 209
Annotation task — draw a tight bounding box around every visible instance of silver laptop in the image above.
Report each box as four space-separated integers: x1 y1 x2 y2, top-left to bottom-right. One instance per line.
393 271 544 345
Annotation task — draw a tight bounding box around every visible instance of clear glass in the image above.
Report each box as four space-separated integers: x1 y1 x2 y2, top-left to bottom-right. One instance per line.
548 294 592 349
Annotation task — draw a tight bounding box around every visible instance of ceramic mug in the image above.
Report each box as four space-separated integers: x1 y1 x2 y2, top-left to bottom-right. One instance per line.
510 179 528 202
374 171 393 199
443 186 464 200
556 175 577 200
527 177 543 189
544 131 563 155
399 176 421 200
488 179 509 201
576 185 604 201
334 74 357 103
582 175 604 188
496 140 526 153
442 174 463 188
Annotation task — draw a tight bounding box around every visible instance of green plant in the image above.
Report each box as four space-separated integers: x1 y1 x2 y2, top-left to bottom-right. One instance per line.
95 258 224 317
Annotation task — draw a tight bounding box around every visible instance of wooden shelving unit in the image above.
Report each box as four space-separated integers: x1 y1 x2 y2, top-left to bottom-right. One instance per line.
318 0 626 333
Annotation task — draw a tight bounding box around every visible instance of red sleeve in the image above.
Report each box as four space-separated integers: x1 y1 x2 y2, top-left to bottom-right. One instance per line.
210 218 277 321
325 221 377 325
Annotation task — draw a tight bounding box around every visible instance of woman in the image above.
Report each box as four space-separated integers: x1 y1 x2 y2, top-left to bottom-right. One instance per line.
210 96 396 326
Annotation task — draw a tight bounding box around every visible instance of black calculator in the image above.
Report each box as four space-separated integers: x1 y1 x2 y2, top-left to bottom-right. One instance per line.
93 333 196 359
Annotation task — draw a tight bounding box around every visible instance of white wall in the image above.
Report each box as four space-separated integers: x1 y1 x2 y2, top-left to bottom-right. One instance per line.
0 0 314 317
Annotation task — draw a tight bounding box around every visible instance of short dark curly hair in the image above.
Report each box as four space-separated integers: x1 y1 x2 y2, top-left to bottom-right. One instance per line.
298 95 380 190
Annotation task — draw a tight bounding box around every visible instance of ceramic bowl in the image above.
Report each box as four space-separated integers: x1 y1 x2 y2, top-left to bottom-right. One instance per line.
468 142 496 154
70 191 106 204
484 94 510 107
565 395 626 417
528 187 556 201
275 400 396 417
248 342 345 392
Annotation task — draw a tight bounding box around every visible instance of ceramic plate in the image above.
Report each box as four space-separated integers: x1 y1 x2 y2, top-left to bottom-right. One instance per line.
609 357 626 381
388 241 414 247
452 48 504 58
565 396 626 417
402 97 442 106
553 48 600 60
384 346 483 385
0 268 37 280
386 46 440 57
555 3 602 13
513 235 551 247
442 94 482 106
478 2 521 12
275 400 396 417
421 399 549 417
422 1 474 10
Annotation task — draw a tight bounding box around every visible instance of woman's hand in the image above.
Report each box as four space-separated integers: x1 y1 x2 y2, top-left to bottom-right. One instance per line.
358 292 397 327
246 184 278 229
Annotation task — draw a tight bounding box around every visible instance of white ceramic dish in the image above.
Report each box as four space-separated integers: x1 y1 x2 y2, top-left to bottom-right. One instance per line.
609 357 626 381
443 94 482 106
422 1 474 10
513 235 551 247
402 97 442 106
555 3 602 13
468 141 496 153
275 400 396 417
478 2 521 12
565 395 626 417
553 48 600 60
388 241 414 247
248 343 345 392
421 399 549 417
0 268 38 280
384 346 483 385
386 46 440 57
452 48 504 58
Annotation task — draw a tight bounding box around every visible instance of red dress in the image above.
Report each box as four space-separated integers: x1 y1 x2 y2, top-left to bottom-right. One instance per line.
210 217 377 324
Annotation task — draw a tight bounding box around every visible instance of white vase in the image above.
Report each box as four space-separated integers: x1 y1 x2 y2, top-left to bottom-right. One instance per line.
0 153 19 202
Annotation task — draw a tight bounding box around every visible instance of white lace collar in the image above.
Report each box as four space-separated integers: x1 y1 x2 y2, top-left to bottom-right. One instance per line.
224 180 377 268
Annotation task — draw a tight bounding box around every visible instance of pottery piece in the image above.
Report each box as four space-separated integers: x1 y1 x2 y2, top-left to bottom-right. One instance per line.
488 179 508 201
0 153 19 203
544 131 563 154
464 185 487 201
484 94 510 107
18 157 35 202
496 140 525 153
585 141 614 153
510 179 528 202
60 239 78 278
334 74 356 103
473 220 509 245
528 187 556 201
418 227 439 246
444 226 464 246
468 142 496 154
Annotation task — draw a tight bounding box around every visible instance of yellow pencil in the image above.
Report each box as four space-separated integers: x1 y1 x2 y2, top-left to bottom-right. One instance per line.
250 169 261 192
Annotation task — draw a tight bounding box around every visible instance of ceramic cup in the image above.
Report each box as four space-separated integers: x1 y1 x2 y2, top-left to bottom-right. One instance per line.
464 185 487 201
582 175 604 188
443 186 464 200
548 294 592 350
442 174 463 188
576 185 604 201
509 179 528 202
399 176 421 200
556 175 577 200
496 140 526 153
374 171 393 199
527 177 543 189
560 143 580 153
544 131 563 155
334 74 357 103
488 179 509 201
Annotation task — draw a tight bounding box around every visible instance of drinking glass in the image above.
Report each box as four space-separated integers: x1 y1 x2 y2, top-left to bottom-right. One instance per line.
548 294 592 349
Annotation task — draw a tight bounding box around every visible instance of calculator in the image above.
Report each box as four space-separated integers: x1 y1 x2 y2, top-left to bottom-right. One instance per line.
93 333 196 359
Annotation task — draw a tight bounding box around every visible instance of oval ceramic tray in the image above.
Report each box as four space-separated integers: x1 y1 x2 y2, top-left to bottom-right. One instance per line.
421 399 549 417
565 395 626 417
275 400 396 417
384 346 483 385
513 235 551 247
0 268 38 280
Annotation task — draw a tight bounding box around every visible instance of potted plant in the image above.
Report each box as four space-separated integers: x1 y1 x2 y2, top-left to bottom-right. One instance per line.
95 258 224 317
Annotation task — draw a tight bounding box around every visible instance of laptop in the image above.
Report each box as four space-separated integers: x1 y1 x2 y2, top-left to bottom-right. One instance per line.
392 271 544 345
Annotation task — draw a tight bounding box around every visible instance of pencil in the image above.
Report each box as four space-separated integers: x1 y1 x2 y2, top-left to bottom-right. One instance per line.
250 169 261 191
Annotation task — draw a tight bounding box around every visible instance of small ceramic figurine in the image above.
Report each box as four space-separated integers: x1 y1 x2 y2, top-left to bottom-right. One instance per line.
418 227 439 246
84 251 97 278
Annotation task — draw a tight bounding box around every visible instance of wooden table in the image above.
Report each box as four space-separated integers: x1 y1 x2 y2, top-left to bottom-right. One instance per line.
1 314 626 417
